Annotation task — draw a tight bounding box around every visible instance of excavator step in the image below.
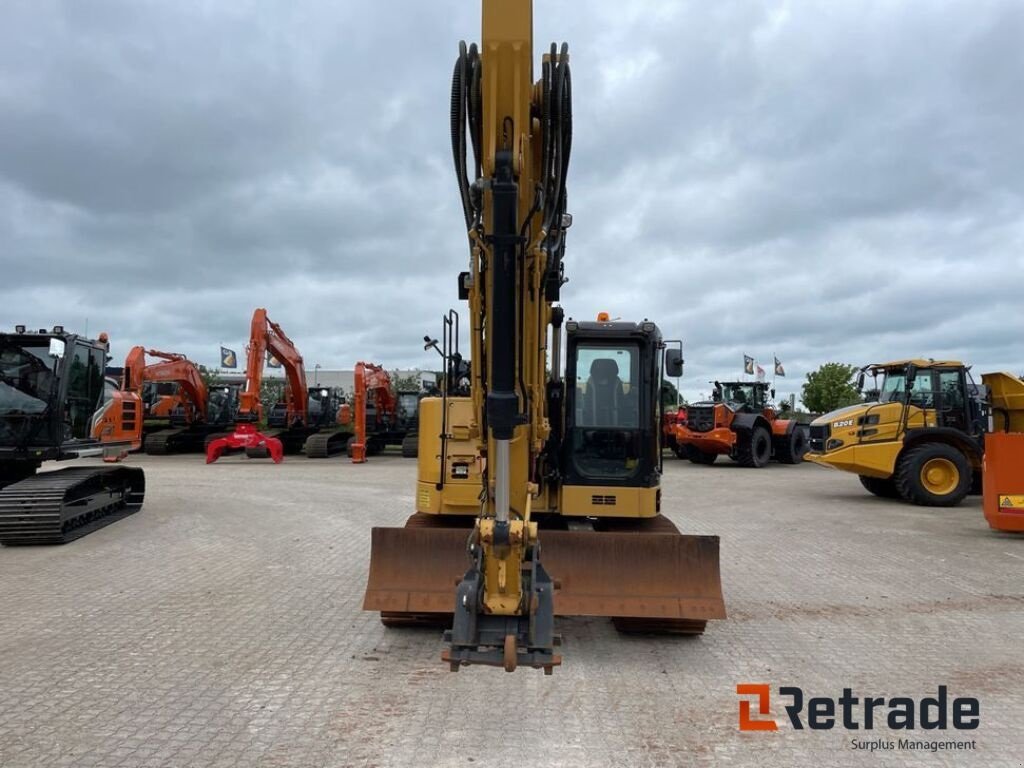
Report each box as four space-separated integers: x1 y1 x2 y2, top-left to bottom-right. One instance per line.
0 466 145 546
364 513 725 634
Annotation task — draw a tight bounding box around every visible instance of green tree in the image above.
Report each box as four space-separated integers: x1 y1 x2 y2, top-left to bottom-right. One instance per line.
260 377 286 421
391 370 423 392
198 365 221 391
801 363 860 414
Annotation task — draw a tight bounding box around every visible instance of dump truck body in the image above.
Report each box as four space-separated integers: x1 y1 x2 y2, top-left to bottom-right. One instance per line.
980 372 1024 532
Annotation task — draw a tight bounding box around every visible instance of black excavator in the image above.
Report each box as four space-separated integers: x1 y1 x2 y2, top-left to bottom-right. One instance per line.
0 326 145 545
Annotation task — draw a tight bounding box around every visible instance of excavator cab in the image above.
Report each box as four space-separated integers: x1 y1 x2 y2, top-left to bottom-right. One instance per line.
563 321 660 492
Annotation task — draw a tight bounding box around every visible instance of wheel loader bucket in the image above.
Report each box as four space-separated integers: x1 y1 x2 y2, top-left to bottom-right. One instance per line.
363 524 725 626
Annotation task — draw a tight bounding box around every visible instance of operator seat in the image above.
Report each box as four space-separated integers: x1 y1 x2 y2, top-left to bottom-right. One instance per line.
585 358 624 427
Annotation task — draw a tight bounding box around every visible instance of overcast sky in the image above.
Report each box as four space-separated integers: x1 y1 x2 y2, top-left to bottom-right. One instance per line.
2 0 1022 403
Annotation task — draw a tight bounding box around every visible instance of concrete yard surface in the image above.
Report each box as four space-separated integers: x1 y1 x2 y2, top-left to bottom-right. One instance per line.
0 454 1021 767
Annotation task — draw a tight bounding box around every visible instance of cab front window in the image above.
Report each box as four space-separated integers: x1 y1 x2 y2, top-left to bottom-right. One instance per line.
571 344 641 480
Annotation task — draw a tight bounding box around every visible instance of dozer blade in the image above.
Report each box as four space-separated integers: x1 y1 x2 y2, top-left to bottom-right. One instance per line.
363 522 725 630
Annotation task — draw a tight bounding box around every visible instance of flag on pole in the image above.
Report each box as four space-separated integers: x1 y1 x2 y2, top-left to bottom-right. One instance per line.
774 357 786 377
267 353 282 369
743 355 755 375
756 364 766 382
220 347 237 368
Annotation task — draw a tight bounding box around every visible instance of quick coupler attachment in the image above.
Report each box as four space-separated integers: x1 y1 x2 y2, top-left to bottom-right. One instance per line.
441 557 561 674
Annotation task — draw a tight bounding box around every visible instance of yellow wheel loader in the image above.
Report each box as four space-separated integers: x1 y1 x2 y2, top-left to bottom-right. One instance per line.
362 0 725 673
805 359 1024 507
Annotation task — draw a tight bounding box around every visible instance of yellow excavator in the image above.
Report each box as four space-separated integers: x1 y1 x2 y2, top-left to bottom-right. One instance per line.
363 0 725 673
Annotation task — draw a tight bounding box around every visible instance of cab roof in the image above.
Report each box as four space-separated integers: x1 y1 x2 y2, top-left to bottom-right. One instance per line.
867 359 965 370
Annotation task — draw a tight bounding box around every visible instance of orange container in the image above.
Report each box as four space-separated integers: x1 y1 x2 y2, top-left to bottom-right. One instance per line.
983 432 1024 532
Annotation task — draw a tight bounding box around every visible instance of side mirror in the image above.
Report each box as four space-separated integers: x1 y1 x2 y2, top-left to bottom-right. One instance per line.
665 349 683 378
771 388 776 400
906 364 917 388
856 371 865 392
48 338 66 359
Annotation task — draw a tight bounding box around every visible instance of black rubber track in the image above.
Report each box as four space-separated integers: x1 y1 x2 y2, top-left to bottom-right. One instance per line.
303 431 350 459
0 466 145 545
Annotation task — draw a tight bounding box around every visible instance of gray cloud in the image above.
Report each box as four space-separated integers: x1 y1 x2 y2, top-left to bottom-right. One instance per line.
1 0 1022 404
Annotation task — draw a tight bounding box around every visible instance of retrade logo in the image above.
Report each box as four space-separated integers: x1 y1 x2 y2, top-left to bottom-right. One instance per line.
736 684 979 732
736 684 778 731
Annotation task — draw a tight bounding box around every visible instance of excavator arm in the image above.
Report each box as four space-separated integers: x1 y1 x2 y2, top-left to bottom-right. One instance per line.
138 350 209 423
437 0 572 672
351 362 398 463
238 308 309 427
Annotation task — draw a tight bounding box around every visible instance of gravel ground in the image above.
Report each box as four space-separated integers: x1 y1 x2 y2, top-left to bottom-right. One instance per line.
0 453 1020 767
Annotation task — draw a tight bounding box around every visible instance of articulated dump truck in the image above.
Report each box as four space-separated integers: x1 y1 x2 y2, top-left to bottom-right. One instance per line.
362 0 725 673
806 359 1024 509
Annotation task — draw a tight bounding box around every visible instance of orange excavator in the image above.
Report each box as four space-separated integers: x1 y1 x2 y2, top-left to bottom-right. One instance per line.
207 309 350 463
125 348 239 455
349 363 424 461
206 309 298 463
350 362 399 462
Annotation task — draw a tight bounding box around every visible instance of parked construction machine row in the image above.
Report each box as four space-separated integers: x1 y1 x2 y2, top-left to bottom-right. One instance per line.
806 359 1024 509
670 380 807 467
0 327 145 545
363 0 725 674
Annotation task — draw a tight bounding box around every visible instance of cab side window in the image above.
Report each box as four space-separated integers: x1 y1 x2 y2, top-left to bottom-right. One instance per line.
65 345 104 438
908 374 935 409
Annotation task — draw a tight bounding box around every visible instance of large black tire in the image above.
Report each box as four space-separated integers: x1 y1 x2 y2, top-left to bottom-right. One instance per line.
735 425 771 468
401 433 418 459
775 427 808 464
894 443 972 507
684 445 717 465
859 475 901 499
